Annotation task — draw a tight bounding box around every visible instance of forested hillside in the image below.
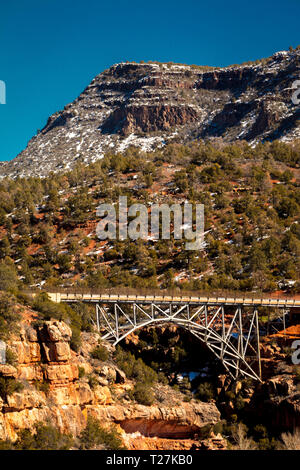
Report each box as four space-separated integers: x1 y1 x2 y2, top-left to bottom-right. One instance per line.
0 140 299 294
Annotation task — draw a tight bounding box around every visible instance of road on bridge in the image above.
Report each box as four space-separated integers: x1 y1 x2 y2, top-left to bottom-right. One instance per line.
45 290 300 308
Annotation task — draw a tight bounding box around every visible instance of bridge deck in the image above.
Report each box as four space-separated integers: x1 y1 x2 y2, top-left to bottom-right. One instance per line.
46 292 300 307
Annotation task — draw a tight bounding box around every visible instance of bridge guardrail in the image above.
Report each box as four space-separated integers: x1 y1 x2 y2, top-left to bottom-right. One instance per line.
24 286 300 300
40 292 300 307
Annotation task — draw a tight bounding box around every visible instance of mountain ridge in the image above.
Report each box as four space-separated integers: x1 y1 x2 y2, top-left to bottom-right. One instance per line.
1 48 300 178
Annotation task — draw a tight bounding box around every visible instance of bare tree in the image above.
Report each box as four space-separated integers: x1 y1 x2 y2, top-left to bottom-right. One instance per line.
231 423 257 450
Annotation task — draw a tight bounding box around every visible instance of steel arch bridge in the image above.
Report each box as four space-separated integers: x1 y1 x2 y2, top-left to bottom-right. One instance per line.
96 301 262 382
45 290 300 382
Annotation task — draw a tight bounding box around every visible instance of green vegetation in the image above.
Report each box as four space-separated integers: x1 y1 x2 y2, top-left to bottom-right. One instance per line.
0 140 298 293
0 423 74 450
33 380 50 393
115 347 157 384
0 377 24 400
0 293 20 340
32 293 96 351
90 344 109 361
15 423 74 450
0 418 125 450
5 348 18 366
129 382 155 406
0 140 299 449
78 366 86 378
87 373 99 390
195 382 215 402
79 416 126 450
115 346 157 405
0 262 19 292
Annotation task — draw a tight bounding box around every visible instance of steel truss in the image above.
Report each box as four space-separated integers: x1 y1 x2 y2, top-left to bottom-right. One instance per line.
96 301 262 381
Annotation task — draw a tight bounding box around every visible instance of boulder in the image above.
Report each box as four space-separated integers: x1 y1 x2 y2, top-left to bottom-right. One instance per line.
6 389 46 411
38 321 72 343
0 364 18 378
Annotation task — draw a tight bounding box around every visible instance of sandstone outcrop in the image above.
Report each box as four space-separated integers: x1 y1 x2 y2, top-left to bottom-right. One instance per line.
0 319 222 449
125 433 227 450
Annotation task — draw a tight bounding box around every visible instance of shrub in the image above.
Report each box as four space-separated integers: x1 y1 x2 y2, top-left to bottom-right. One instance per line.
183 395 192 402
71 302 93 332
5 348 17 366
195 382 215 402
213 421 224 435
197 424 213 439
87 374 98 389
15 423 74 450
179 376 191 393
279 429 300 450
130 383 155 406
231 423 257 450
157 371 168 384
70 325 81 352
79 416 126 450
0 293 20 340
0 439 14 449
32 293 68 321
78 366 86 378
0 377 24 400
90 345 109 361
0 262 18 291
34 380 50 394
115 347 157 384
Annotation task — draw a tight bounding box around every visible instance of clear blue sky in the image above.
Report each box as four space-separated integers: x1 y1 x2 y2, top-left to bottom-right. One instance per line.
0 0 299 162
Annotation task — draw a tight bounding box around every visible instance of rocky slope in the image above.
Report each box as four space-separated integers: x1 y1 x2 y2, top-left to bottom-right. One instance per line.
1 49 300 178
0 317 221 449
1 302 300 449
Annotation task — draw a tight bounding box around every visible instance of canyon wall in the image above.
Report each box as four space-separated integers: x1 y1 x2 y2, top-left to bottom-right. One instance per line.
0 319 221 448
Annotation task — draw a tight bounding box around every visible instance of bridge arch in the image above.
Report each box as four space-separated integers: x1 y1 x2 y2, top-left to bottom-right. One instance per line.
97 301 262 381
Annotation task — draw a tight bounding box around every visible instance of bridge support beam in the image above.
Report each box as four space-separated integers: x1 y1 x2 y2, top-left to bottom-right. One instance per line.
96 301 262 382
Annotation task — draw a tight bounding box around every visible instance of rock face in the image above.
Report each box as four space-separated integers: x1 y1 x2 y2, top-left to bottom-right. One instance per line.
230 354 300 433
1 49 300 178
97 402 220 439
0 320 221 449
125 433 227 450
101 104 199 135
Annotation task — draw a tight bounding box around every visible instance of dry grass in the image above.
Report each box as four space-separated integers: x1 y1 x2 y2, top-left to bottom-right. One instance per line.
280 429 300 450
